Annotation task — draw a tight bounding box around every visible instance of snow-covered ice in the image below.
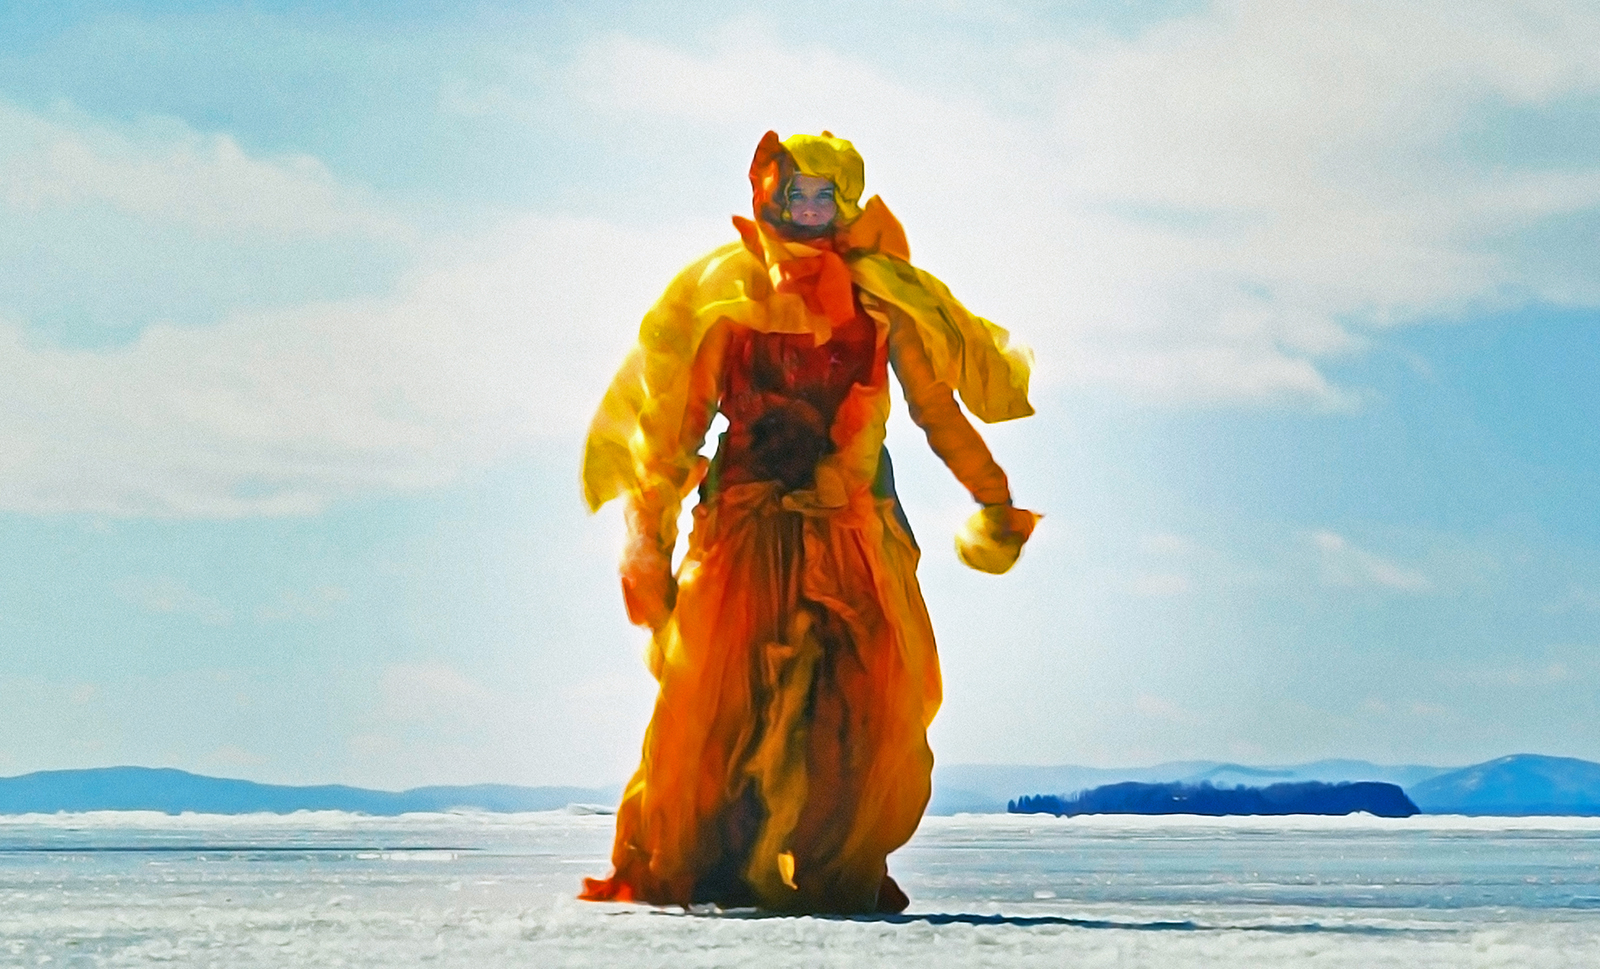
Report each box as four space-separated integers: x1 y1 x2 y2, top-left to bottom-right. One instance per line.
4 810 1600 967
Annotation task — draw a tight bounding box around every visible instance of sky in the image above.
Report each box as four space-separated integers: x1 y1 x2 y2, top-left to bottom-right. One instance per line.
1 0 1598 790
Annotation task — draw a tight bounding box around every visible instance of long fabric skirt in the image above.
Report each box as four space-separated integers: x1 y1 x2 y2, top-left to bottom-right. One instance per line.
581 480 942 913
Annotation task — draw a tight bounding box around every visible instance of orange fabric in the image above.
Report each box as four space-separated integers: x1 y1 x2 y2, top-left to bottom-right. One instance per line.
842 196 911 261
771 251 856 325
580 131 1036 914
581 479 937 912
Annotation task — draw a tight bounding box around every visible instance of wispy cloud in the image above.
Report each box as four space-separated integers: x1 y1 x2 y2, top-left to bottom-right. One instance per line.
0 101 407 240
0 95 415 343
1311 530 1433 593
1445 661 1581 687
347 660 654 787
376 662 501 728
1136 693 1204 726
564 21 1363 408
570 3 1600 406
255 585 349 623
1408 701 1453 720
112 575 232 625
1139 532 1196 556
1129 571 1192 598
199 744 267 771
1360 697 1456 721
7 2 1600 519
1549 584 1600 614
0 210 707 516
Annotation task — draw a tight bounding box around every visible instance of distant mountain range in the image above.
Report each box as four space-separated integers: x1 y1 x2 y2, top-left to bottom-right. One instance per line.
1408 754 1600 816
928 759 1448 814
5 754 1599 816
0 767 619 816
1010 781 1420 818
930 754 1600 816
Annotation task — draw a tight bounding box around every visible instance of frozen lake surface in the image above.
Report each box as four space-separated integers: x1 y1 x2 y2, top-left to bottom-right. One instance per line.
5 810 1600 967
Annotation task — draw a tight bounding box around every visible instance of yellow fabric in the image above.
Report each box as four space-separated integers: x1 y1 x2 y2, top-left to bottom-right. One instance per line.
841 195 910 261
874 296 1012 506
581 242 745 514
780 132 865 224
607 480 940 911
581 199 1033 517
956 503 1042 574
579 132 1037 914
851 252 1035 424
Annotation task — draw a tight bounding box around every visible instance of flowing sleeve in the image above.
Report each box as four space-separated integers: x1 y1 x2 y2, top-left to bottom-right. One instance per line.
850 252 1034 425
882 298 1011 505
878 296 1040 575
581 243 743 623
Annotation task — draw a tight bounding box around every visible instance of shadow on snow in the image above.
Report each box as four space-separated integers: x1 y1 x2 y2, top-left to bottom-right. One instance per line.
644 908 1456 936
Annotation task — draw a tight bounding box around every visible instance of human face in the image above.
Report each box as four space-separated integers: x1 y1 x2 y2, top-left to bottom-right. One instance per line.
785 174 838 228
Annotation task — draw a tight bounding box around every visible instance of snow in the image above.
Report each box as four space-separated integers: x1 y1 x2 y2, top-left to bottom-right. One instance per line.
4 811 1599 967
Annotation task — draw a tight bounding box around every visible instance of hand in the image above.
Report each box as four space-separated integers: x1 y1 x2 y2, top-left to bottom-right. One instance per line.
620 547 677 630
955 502 1040 575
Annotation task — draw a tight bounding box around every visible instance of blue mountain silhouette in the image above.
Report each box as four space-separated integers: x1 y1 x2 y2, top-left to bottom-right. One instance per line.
1009 780 1419 817
930 758 1447 815
1407 754 1600 815
10 754 1600 816
0 766 618 815
937 754 1600 816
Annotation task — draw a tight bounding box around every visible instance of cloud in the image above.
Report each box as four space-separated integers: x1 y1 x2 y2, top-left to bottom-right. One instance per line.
1360 696 1456 720
0 97 415 343
0 210 713 516
1408 701 1452 719
1550 584 1600 613
1140 532 1196 556
568 3 1600 406
1124 530 1275 594
0 100 405 240
200 744 267 771
1136 693 1203 725
1447 661 1578 687
113 575 232 625
376 662 500 726
1129 571 1192 598
1311 530 1433 592
255 585 349 623
1044 0 1600 385
353 660 655 787
10 3 1600 517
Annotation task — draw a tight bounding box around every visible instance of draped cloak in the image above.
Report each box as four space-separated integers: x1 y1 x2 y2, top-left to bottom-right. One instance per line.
579 131 1037 913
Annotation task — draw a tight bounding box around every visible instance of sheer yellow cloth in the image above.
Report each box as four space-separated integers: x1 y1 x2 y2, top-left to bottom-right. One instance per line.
580 132 1037 913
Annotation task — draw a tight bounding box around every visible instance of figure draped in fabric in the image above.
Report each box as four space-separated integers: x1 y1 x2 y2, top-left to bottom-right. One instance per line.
580 131 1039 914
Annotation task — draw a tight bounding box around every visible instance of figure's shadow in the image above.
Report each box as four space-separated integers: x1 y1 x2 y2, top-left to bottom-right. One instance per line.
652 908 1455 936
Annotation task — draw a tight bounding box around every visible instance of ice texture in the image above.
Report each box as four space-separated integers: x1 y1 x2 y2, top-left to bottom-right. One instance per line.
4 811 1600 967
